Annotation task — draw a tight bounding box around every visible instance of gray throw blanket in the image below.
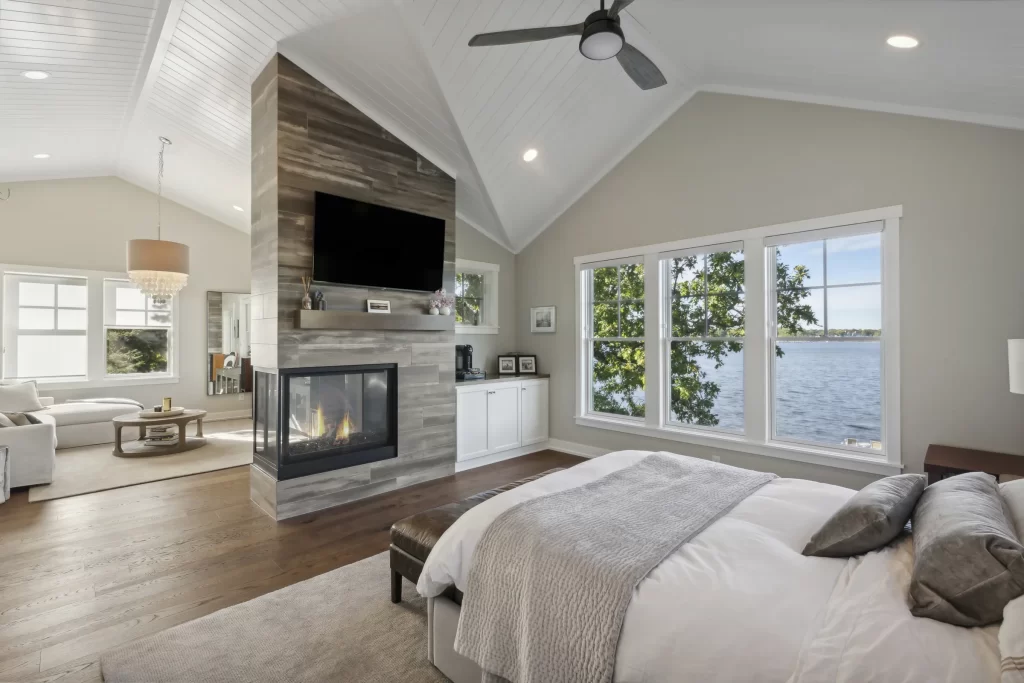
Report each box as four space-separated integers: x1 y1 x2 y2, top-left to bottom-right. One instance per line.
454 454 777 683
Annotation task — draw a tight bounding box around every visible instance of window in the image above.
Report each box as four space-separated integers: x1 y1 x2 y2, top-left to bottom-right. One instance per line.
104 280 173 376
769 227 883 451
455 259 500 334
2 273 88 380
584 261 645 418
663 245 744 432
574 206 901 475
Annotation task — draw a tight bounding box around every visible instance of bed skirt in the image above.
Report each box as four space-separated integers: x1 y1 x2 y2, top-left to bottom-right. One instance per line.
428 595 480 683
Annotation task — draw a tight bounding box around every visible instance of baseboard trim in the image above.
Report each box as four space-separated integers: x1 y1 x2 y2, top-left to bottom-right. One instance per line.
546 438 610 459
455 442 550 472
205 409 252 423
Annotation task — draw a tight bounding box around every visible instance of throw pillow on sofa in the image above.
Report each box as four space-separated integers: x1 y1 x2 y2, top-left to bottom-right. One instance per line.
0 382 44 413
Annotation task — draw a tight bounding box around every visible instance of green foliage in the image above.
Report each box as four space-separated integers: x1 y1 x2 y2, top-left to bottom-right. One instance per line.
590 252 819 427
106 329 169 375
455 272 483 325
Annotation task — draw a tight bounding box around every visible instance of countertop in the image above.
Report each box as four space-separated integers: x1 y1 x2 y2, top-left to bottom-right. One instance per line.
456 373 550 386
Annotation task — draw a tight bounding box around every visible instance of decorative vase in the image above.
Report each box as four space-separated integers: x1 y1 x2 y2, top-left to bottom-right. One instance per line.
440 306 451 316
301 294 312 310
429 306 439 315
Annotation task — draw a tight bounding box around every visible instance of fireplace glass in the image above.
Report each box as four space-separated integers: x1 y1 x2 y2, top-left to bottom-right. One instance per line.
286 370 389 459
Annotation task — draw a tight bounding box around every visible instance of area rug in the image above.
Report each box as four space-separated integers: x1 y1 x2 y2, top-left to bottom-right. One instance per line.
100 551 447 683
28 418 254 502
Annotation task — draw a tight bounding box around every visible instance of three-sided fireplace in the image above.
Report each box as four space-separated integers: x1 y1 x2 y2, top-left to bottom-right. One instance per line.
253 364 398 480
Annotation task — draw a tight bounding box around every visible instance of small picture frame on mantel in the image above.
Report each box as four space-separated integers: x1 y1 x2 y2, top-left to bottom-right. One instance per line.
498 355 517 375
517 355 537 374
367 299 391 314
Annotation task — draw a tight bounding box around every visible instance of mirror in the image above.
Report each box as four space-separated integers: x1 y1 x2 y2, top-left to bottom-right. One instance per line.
207 291 252 395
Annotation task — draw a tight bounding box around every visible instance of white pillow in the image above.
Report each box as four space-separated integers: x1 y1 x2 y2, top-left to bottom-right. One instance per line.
1002 479 1024 538
0 382 45 412
1001 594 1024 682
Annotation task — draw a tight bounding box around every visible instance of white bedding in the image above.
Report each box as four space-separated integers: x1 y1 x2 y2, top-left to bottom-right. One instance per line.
418 450 1000 683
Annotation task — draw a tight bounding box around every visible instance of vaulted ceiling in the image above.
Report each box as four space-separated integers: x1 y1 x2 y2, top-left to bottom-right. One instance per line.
3 0 1024 252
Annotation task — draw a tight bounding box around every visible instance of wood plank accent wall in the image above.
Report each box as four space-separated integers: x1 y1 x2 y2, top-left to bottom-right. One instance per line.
249 54 458 520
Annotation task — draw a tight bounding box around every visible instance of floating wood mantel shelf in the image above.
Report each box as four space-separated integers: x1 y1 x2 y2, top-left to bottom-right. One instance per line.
294 309 455 332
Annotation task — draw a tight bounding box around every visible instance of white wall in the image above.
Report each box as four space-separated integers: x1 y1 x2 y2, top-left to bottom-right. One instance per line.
455 219 517 374
0 176 252 416
515 93 1024 489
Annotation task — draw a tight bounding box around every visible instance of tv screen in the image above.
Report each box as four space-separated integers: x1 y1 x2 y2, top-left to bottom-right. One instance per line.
312 192 446 292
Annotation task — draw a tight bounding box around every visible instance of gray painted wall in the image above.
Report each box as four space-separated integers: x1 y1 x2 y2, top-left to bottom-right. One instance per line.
515 92 1024 489
455 218 517 374
0 176 252 416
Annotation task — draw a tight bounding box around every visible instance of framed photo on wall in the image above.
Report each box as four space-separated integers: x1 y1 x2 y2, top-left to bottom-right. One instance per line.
531 306 555 333
517 355 537 374
498 355 517 375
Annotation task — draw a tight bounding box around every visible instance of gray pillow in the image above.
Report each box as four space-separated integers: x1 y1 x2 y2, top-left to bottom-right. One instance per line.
803 473 927 557
910 472 1024 627
1 411 34 427
0 413 15 428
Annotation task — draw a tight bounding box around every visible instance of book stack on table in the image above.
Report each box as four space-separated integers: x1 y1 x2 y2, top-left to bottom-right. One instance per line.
145 425 177 446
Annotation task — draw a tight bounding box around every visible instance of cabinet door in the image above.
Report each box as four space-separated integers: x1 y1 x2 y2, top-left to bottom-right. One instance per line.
457 388 490 461
520 381 549 446
486 385 521 453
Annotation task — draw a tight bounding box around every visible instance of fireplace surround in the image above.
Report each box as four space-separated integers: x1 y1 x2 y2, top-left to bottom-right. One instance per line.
254 364 398 480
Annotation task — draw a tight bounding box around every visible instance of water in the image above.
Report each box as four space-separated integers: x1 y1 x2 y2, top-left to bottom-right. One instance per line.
671 342 882 445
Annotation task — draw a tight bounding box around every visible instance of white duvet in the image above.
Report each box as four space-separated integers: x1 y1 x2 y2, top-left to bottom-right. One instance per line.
418 450 1000 683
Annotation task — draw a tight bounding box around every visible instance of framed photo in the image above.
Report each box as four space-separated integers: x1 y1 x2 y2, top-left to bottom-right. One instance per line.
367 299 391 314
498 355 517 375
531 306 555 333
517 355 537 374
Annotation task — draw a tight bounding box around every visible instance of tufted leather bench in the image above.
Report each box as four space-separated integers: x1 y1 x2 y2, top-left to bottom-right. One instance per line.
389 468 564 602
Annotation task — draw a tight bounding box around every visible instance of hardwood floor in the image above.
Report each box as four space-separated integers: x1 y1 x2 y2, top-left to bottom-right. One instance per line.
0 450 583 682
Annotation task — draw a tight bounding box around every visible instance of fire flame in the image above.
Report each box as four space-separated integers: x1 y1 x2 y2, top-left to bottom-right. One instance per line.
336 412 351 442
314 404 325 438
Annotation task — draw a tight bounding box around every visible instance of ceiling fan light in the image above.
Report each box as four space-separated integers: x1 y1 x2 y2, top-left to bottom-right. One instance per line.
580 20 623 60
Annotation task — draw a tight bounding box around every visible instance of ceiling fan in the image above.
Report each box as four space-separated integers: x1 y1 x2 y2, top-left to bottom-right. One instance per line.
468 0 667 91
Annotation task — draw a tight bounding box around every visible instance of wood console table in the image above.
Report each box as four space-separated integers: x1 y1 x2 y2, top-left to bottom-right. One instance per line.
923 444 1024 485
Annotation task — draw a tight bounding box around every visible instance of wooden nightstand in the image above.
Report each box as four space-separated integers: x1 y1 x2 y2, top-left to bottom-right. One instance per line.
924 444 1024 485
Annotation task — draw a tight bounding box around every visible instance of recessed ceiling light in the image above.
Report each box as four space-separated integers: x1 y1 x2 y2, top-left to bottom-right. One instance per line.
523 148 538 162
887 35 919 49
232 205 244 212
22 70 50 80
33 153 50 159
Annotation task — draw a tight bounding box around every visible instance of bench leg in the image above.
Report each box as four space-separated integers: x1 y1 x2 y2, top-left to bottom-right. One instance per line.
391 569 402 603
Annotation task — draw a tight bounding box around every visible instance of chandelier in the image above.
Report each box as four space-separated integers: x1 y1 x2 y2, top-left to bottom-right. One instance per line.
127 137 189 299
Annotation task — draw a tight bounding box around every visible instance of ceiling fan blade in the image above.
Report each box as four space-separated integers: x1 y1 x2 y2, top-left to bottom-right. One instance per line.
608 0 637 17
616 42 667 90
469 23 584 47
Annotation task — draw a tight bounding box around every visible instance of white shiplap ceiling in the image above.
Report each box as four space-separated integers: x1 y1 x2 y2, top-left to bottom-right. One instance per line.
3 0 1024 251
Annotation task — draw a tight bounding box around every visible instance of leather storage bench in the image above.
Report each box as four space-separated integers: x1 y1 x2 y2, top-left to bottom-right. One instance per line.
389 468 564 602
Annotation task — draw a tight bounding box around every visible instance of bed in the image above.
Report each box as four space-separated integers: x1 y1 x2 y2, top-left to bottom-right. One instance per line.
417 450 1001 683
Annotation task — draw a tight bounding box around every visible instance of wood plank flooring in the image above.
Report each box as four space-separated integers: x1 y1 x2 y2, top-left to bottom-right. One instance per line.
0 450 583 682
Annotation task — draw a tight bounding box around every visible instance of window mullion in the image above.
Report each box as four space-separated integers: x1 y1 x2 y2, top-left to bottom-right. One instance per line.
643 253 661 429
745 237 767 443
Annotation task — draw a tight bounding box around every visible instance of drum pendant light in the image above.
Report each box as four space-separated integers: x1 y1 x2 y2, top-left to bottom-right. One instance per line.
127 137 189 299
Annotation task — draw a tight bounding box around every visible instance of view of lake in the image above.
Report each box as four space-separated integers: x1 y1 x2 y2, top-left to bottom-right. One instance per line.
675 341 882 445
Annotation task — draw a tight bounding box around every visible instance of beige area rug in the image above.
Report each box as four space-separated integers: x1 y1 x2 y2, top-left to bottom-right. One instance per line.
28 418 254 502
101 551 448 683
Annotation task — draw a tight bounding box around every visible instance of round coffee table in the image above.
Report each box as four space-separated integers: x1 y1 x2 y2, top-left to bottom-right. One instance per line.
112 409 207 457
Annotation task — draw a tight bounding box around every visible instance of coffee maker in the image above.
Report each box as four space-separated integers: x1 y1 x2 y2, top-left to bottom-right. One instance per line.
455 344 485 381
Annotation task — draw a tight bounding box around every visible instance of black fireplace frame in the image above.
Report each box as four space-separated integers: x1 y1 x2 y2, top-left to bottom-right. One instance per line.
253 363 398 481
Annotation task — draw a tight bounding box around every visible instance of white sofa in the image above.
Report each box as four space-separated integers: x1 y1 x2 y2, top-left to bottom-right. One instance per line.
2 398 140 488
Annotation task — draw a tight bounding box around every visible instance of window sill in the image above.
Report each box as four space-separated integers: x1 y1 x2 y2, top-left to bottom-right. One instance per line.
33 375 180 392
456 325 500 335
574 414 902 476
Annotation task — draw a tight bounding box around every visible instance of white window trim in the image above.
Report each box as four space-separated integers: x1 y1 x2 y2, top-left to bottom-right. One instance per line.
573 206 902 476
455 258 500 335
0 264 180 390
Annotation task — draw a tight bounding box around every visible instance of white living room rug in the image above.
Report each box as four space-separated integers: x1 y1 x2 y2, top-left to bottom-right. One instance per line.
28 418 254 502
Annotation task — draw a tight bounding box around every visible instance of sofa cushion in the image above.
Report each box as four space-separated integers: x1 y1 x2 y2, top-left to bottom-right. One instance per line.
0 382 44 412
44 402 140 427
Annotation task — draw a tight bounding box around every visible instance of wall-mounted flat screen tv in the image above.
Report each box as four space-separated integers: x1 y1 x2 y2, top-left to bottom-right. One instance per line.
312 192 447 292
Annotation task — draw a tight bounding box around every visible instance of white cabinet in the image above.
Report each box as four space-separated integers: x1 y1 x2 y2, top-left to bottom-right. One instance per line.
486 385 521 452
519 380 549 446
456 377 549 462
456 386 490 461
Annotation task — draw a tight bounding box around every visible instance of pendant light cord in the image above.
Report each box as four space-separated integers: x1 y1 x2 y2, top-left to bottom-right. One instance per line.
156 136 171 241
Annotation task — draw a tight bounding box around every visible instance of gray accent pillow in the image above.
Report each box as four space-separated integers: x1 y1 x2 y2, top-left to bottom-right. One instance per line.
1 412 34 427
0 413 15 428
1001 480 1024 538
910 472 1024 627
803 473 927 557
